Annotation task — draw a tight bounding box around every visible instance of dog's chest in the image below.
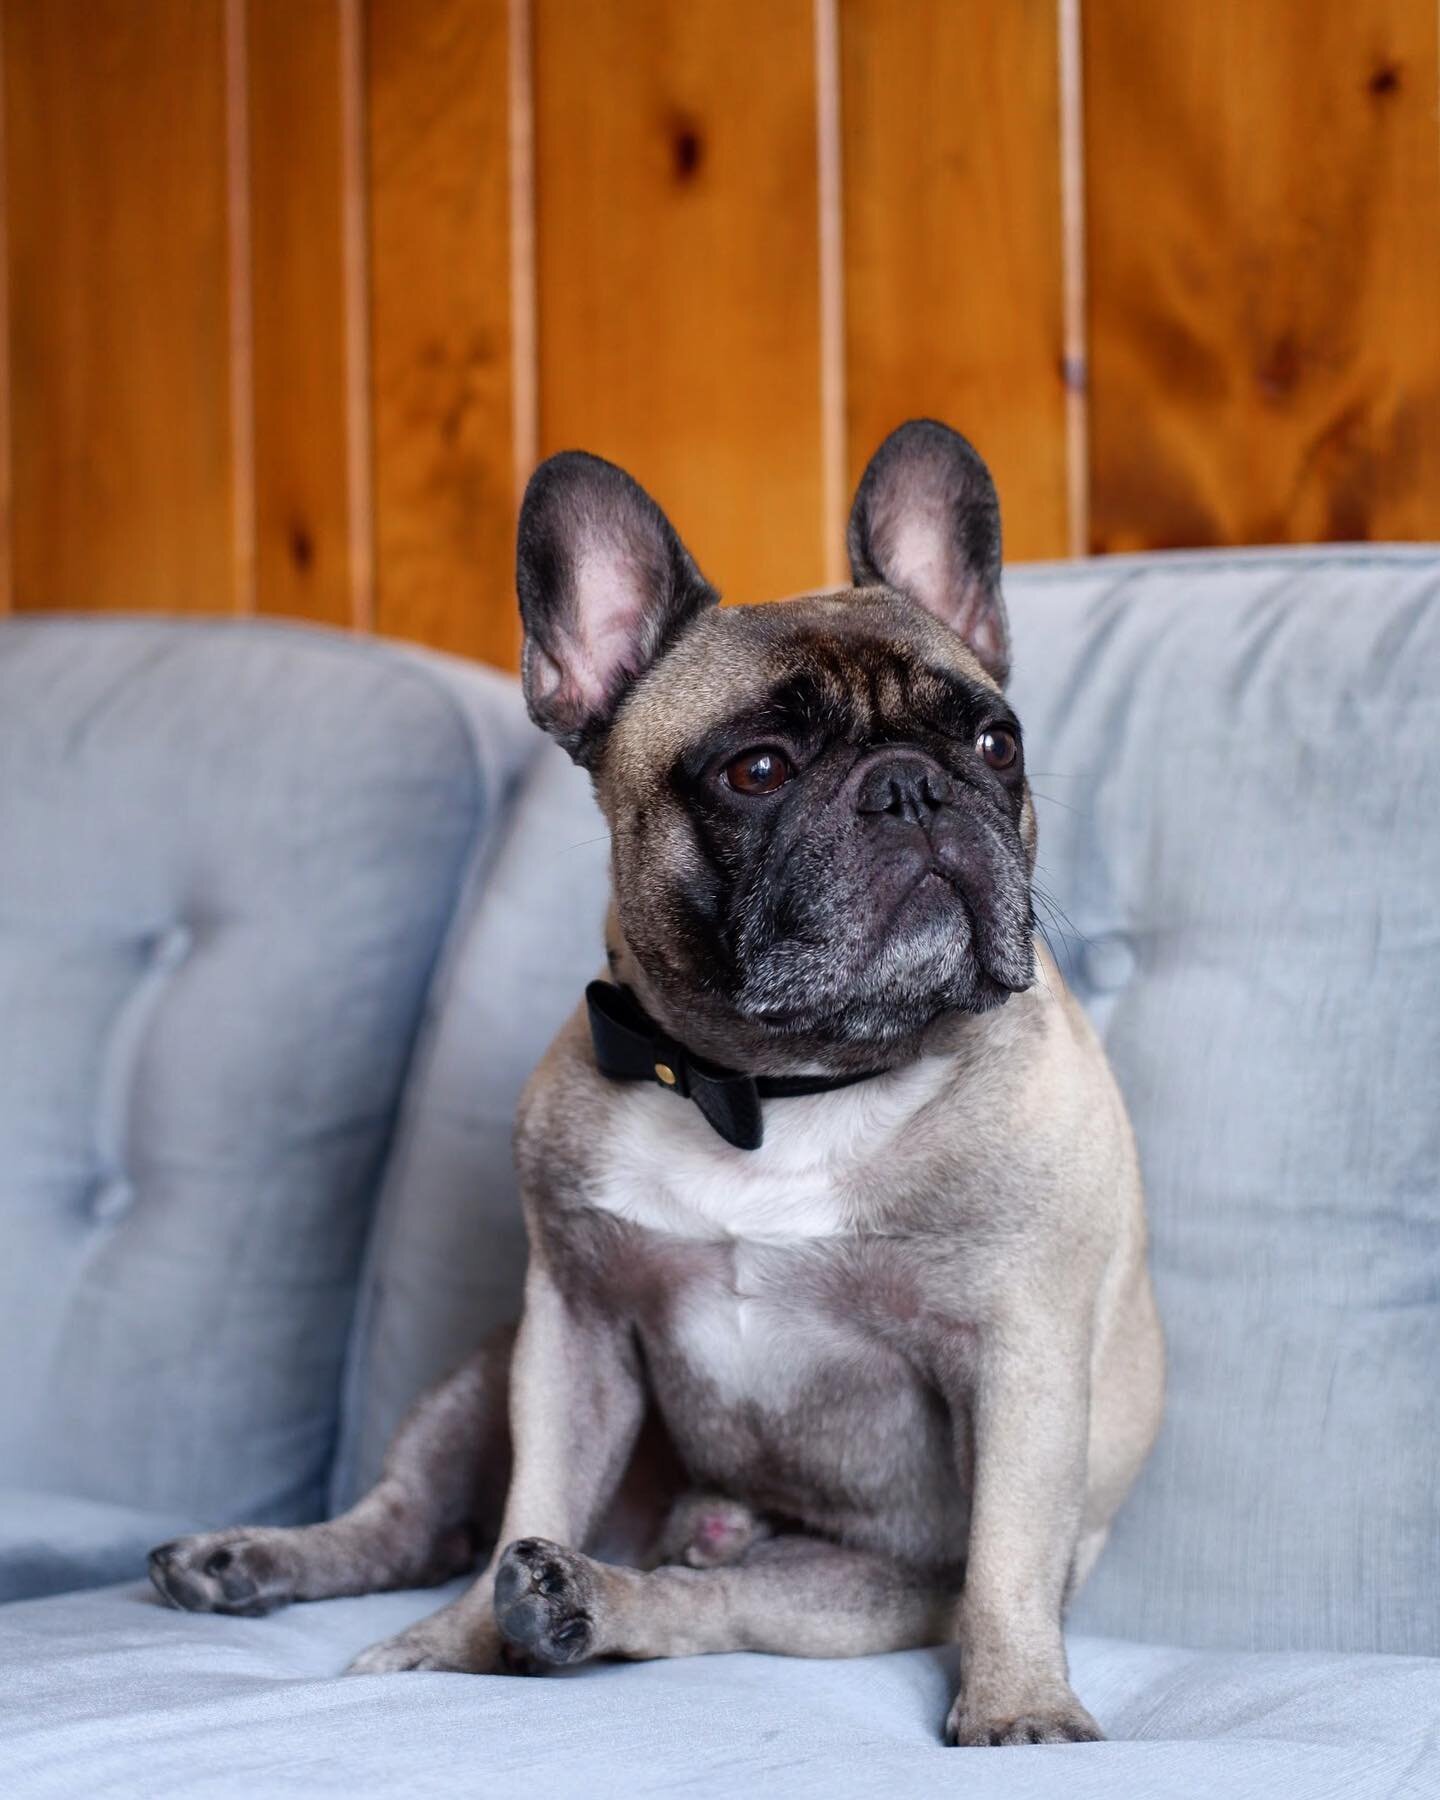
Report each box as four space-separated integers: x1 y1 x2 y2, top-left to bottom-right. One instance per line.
587 1059 950 1244
584 1064 957 1424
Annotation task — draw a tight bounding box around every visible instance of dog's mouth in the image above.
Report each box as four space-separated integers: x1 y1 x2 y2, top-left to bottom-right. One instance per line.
736 863 1033 1037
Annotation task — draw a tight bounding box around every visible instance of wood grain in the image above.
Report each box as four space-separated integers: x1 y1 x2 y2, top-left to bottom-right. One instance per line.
840 0 1071 563
5 0 235 612
533 0 825 605
246 0 356 627
1085 0 1440 550
367 0 518 663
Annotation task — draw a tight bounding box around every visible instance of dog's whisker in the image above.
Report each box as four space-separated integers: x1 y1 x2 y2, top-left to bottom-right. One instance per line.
1029 789 1090 820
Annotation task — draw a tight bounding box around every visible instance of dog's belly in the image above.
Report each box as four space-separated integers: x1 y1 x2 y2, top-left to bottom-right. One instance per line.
635 1244 971 1569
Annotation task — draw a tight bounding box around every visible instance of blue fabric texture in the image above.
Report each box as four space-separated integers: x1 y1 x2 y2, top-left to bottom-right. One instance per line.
331 740 607 1508
0 618 530 1560
1002 551 1440 1658
0 1581 1436 1799
0 1492 201 1604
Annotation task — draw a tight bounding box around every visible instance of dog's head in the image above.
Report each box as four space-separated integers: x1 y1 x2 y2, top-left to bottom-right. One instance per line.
518 420 1037 1071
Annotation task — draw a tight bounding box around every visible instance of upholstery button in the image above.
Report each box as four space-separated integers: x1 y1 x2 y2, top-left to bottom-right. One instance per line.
90 1176 136 1222
1084 934 1137 992
151 924 192 970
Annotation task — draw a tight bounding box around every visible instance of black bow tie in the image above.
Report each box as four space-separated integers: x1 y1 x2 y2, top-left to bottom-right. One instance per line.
585 980 889 1151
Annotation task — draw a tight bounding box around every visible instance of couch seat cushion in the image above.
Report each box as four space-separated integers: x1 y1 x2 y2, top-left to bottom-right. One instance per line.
0 1582 1435 1799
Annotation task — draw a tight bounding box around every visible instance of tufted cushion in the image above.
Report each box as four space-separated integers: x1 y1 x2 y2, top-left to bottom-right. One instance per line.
0 617 531 1562
1004 549 1440 1655
337 547 1440 1659
331 742 608 1505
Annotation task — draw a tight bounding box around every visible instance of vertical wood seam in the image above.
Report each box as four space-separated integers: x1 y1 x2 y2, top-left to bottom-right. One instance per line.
814 0 847 587
508 0 538 636
0 0 11 615
224 0 257 614
1057 0 1089 560
340 0 375 633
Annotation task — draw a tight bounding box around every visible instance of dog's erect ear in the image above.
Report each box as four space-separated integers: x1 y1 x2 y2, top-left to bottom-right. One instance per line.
516 451 720 766
846 419 1009 685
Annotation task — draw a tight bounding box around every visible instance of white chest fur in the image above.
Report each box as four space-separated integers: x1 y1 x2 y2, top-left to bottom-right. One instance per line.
588 1057 952 1244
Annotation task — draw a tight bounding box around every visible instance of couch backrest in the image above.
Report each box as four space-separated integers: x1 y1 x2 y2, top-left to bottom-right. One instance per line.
342 547 1440 1658
1013 548 1440 1655
330 741 607 1506
0 618 532 1528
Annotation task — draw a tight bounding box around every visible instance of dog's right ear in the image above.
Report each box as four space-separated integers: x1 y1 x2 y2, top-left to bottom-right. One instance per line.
516 451 720 767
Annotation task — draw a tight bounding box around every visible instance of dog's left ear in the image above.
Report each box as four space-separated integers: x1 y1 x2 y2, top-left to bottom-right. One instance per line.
847 419 1009 685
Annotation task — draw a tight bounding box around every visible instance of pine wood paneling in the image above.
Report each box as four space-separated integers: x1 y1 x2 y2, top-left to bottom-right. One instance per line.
533 0 825 605
246 0 356 627
367 0 518 663
5 2 1440 652
1085 0 1440 551
840 0 1071 563
4 0 235 612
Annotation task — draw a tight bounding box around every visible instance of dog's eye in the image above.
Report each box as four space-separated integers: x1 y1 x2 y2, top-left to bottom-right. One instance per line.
724 747 792 796
977 725 1019 772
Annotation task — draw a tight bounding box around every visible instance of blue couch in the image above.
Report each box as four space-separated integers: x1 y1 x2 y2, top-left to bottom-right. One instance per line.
2 549 1437 1798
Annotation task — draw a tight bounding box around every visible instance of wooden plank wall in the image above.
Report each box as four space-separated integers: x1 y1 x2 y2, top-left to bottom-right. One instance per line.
3 0 1439 654
1084 0 1440 552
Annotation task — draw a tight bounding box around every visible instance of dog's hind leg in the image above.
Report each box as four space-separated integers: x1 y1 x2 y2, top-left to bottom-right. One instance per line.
493 1532 959 1664
149 1326 513 1616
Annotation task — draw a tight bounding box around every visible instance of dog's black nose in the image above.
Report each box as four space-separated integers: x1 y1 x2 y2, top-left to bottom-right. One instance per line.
856 755 955 824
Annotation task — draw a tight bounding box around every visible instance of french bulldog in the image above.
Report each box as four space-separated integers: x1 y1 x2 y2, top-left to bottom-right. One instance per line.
150 420 1164 1747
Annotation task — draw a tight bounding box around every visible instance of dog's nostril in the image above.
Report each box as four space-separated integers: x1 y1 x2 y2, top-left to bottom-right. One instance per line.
857 756 950 822
922 771 954 807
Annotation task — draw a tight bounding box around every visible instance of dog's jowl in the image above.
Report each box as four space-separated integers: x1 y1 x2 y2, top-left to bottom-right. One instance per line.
150 420 1164 1748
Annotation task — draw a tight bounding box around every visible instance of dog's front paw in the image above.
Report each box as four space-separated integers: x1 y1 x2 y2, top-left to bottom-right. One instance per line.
148 1533 297 1617
346 1620 500 1676
492 1538 599 1667
945 1691 1103 1747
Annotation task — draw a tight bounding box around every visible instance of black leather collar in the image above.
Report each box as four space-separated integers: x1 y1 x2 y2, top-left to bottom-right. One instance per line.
586 980 889 1151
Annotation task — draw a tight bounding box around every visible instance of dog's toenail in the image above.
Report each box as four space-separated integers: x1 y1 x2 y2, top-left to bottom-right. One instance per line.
537 1569 564 1596
204 1549 233 1575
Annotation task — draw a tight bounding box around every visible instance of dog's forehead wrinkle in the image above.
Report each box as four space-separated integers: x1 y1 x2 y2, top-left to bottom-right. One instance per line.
664 657 988 773
609 593 999 771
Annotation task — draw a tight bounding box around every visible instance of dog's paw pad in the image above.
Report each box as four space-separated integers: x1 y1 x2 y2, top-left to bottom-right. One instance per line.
945 1700 1104 1748
148 1534 295 1617
492 1538 597 1666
